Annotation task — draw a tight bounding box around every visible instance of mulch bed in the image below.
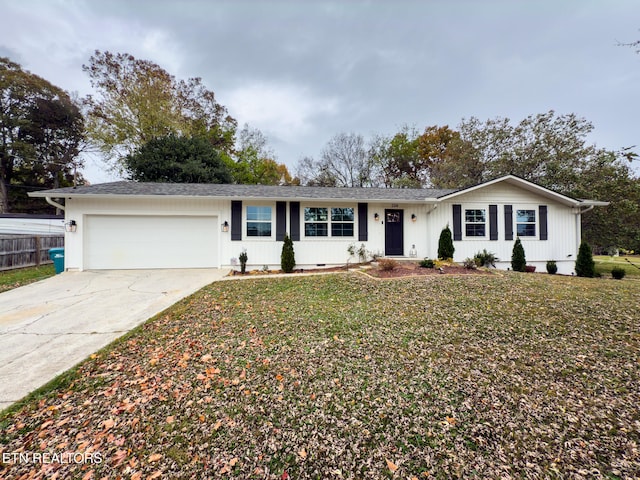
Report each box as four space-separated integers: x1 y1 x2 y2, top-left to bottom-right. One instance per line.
230 262 493 278
364 262 493 278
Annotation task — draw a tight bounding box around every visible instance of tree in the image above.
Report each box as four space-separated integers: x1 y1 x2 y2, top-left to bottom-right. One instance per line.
511 238 526 272
296 133 373 187
369 126 425 188
437 225 455 260
1 57 84 213
281 233 295 273
83 51 236 170
231 124 294 185
124 135 232 184
416 125 477 189
575 241 595 278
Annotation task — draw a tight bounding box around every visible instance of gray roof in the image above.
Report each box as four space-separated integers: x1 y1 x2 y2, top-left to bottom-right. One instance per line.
30 181 456 202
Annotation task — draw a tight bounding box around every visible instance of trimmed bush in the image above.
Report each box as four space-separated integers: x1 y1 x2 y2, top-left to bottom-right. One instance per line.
438 225 455 260
511 238 526 272
546 261 558 275
239 250 248 274
575 242 595 278
611 267 626 280
281 234 296 273
419 258 435 268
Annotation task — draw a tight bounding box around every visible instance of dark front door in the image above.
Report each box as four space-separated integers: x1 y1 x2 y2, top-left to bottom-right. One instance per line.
384 209 403 256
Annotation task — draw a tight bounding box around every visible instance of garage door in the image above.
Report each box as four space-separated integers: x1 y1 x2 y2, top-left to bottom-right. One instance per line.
84 215 218 269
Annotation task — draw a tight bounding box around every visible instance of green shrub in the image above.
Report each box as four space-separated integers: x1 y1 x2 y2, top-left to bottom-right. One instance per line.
546 261 558 275
575 242 595 278
378 258 399 271
438 225 455 260
239 250 248 274
474 249 497 267
611 267 626 280
281 234 296 273
511 238 526 272
419 258 435 268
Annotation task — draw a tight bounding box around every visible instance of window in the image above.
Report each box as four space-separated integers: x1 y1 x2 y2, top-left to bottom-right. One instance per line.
304 207 328 236
331 207 354 237
304 207 355 237
246 206 272 237
465 209 486 237
516 209 536 237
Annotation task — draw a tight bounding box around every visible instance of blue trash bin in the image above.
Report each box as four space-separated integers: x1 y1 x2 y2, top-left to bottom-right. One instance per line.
48 248 65 274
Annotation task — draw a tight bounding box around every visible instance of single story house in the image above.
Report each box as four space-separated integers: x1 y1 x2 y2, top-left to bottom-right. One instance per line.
29 175 607 275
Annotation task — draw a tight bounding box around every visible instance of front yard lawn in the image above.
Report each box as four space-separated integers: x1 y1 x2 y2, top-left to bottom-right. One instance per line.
1 273 639 478
0 264 56 293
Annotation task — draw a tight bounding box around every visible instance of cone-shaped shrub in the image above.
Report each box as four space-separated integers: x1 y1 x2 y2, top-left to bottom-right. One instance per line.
511 237 526 272
438 225 455 260
575 241 595 277
281 233 296 273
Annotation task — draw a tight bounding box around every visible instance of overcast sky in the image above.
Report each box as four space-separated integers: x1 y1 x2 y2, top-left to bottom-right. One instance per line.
1 0 638 183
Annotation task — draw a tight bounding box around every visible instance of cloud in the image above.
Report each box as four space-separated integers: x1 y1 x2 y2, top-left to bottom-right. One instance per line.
224 82 340 143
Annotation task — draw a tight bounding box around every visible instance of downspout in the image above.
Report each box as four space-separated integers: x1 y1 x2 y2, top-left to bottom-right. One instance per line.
45 197 65 216
574 205 595 255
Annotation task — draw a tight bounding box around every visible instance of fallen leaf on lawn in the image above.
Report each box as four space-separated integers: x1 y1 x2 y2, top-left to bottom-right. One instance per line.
201 353 213 362
131 473 142 480
386 458 399 473
166 415 175 424
102 418 115 430
298 448 307 459
148 453 163 462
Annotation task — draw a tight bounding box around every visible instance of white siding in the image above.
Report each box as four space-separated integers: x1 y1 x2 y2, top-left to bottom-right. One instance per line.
65 197 228 271
62 180 583 274
426 183 580 275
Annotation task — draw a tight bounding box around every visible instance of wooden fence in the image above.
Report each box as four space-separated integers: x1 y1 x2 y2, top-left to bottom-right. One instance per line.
0 235 64 271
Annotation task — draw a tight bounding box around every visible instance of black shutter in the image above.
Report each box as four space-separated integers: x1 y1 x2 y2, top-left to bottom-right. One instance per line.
489 204 498 240
231 200 242 241
290 202 300 241
358 203 368 241
504 205 513 241
276 201 286 241
452 204 462 241
539 205 548 240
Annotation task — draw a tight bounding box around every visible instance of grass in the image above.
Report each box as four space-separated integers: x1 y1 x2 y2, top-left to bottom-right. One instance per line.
594 255 640 278
0 264 56 293
1 272 639 478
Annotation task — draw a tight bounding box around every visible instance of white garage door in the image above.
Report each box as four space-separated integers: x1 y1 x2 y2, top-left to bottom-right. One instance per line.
84 215 218 269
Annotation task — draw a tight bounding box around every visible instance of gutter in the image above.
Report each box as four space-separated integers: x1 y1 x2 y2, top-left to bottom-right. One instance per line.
45 197 65 212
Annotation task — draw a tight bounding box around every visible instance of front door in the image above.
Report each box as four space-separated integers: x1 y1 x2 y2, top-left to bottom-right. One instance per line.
384 209 403 256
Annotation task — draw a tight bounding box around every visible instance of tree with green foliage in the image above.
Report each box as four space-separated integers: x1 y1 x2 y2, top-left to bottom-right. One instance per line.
575 242 595 278
281 233 295 273
437 225 455 260
511 238 526 272
1 57 84 213
124 135 232 183
83 50 236 171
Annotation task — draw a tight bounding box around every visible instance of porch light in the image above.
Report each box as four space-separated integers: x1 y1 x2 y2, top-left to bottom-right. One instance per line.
222 221 229 232
65 220 77 232
374 213 379 222
411 213 417 222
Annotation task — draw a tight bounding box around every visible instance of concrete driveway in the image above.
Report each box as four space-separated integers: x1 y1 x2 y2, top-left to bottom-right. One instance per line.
0 268 229 411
